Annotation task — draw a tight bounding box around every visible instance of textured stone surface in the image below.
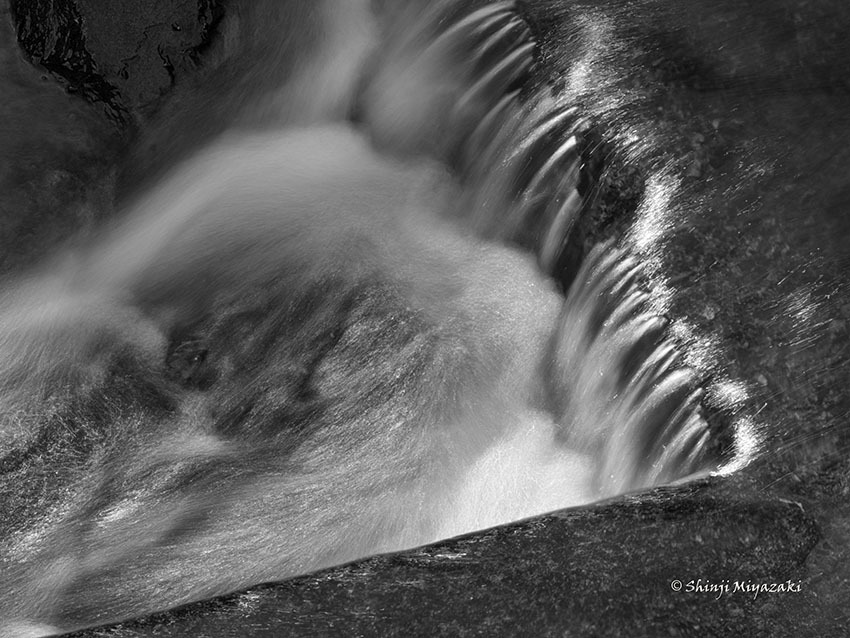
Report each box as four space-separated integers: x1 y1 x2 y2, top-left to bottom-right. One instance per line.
0 1 120 272
65 478 822 637
9 0 220 123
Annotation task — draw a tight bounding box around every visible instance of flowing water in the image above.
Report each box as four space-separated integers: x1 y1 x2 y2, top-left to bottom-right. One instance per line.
0 1 756 634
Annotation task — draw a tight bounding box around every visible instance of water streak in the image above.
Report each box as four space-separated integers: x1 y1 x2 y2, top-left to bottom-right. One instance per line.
0 1 749 633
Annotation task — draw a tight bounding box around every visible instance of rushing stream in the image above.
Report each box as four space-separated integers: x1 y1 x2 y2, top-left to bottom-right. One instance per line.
0 1 758 634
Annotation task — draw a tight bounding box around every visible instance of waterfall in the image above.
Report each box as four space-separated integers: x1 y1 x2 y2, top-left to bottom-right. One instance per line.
0 1 752 634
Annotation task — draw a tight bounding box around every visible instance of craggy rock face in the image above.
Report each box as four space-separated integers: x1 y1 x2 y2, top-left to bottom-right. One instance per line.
2 0 849 636
9 0 221 123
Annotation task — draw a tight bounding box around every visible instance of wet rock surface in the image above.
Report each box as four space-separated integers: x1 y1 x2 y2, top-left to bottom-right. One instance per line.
66 479 821 637
0 2 121 273
3 0 850 636
9 0 220 124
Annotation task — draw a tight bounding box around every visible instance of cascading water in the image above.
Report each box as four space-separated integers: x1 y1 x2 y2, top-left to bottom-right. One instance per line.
0 1 754 635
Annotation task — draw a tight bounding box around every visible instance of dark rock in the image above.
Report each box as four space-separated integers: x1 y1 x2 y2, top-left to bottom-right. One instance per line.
9 0 222 125
68 479 822 637
0 1 121 272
